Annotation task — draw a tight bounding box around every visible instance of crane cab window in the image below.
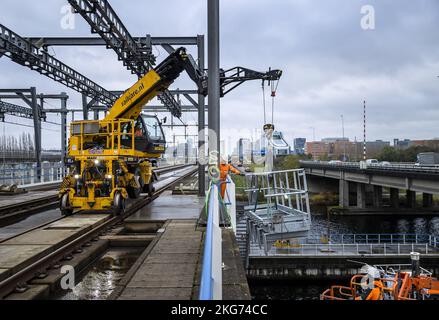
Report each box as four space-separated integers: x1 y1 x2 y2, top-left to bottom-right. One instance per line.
142 115 165 143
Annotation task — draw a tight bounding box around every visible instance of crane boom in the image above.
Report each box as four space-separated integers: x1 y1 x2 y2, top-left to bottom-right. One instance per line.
104 47 190 121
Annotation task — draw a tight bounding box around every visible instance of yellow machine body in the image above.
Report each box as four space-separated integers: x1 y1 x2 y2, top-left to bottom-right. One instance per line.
58 51 184 215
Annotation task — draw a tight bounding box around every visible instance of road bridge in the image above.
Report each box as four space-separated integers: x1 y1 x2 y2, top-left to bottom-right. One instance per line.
301 161 439 211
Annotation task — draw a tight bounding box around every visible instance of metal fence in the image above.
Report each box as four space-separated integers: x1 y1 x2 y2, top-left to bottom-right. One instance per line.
249 233 439 257
257 243 436 257
0 163 66 186
321 233 432 245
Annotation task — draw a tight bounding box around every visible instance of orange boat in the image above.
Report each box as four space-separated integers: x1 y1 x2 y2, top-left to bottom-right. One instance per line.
321 253 439 300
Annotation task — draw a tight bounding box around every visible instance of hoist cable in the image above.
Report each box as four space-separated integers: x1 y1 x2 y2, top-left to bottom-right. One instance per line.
270 80 280 125
262 82 266 125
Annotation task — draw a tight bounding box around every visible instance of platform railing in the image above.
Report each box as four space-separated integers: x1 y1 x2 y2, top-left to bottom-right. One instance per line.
260 243 435 256
199 183 222 300
0 164 67 186
249 233 439 257
335 233 429 244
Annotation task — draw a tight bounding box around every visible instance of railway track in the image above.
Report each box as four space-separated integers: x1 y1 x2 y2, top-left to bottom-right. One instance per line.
0 165 198 299
0 164 192 227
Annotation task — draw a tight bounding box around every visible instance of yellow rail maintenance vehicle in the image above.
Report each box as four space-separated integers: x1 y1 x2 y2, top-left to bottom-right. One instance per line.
59 48 198 216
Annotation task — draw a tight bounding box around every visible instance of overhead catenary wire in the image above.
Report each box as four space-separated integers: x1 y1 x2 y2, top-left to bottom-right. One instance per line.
2 121 60 132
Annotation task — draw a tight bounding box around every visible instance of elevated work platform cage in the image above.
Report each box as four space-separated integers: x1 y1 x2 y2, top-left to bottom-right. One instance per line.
244 168 312 254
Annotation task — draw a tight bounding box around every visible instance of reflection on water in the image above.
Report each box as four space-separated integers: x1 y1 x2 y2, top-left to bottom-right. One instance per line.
54 248 142 300
310 214 439 238
249 279 334 300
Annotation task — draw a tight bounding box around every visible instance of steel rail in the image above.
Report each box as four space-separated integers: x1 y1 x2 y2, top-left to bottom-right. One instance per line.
0 165 197 298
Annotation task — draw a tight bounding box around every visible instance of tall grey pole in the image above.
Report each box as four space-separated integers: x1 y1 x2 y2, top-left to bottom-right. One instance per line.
61 92 68 167
341 114 346 161
82 94 89 121
208 0 220 174
197 35 206 196
30 87 42 180
363 101 367 161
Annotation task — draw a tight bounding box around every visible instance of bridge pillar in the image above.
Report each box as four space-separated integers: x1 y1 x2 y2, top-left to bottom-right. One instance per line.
390 188 399 208
406 190 417 208
356 183 366 209
423 193 434 208
339 179 349 208
373 185 383 208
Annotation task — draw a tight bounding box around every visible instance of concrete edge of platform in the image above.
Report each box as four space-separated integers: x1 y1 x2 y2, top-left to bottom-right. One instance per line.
108 220 170 300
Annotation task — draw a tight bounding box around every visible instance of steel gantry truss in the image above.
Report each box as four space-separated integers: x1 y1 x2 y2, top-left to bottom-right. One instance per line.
67 0 185 118
67 0 156 75
0 24 117 106
0 100 35 120
0 88 73 172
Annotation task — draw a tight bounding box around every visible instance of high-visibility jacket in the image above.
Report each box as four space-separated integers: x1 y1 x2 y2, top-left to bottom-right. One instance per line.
356 281 384 300
219 164 241 198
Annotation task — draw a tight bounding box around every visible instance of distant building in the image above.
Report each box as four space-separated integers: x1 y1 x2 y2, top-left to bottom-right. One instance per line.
394 139 411 150
293 138 306 155
366 140 391 158
411 139 439 149
237 138 252 164
306 141 332 159
306 139 390 160
321 137 349 143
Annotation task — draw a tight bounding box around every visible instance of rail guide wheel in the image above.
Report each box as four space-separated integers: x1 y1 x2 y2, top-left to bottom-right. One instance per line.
113 191 126 216
60 193 74 216
127 167 143 199
143 183 155 197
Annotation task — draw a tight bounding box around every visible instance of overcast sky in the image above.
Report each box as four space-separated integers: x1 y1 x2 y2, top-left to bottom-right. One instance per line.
1 0 439 152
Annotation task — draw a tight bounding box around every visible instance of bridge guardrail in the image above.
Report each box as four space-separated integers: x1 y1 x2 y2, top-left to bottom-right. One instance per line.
300 160 439 174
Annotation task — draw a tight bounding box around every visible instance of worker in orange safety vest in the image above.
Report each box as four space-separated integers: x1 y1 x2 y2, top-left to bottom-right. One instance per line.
219 157 243 199
355 280 385 300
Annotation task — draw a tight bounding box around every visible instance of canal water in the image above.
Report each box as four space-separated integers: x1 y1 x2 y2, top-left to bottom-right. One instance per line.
249 211 439 300
309 212 439 239
53 248 142 300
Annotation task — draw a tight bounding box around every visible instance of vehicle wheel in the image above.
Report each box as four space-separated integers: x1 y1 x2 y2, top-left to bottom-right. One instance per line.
127 167 143 199
113 191 125 216
60 193 74 216
142 183 155 197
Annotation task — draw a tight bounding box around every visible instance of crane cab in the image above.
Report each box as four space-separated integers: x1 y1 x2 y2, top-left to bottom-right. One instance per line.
120 114 166 155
